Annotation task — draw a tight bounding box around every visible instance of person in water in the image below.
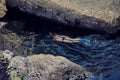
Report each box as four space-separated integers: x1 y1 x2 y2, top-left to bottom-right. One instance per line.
48 32 90 45
52 35 81 43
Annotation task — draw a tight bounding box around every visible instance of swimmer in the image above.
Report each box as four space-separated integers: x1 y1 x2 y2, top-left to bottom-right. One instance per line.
53 35 80 43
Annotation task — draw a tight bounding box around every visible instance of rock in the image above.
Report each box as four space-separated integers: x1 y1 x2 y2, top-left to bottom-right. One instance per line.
0 50 14 61
2 50 14 60
7 21 25 32
0 50 14 80
7 54 98 80
0 29 23 51
0 0 7 18
6 0 120 34
0 22 7 30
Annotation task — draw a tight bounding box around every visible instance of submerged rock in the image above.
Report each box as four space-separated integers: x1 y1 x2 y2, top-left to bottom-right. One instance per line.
6 0 120 34
0 0 7 18
7 54 97 80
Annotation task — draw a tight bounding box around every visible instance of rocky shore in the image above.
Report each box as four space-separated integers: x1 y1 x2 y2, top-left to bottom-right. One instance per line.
6 0 120 34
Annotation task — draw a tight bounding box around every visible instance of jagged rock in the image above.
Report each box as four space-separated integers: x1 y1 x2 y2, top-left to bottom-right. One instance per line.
0 50 14 80
7 54 98 80
6 0 120 34
0 0 7 18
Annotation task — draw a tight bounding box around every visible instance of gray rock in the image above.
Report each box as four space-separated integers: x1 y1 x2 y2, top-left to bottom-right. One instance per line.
0 29 23 50
7 54 98 80
6 0 120 34
0 22 7 30
0 0 7 18
0 50 14 80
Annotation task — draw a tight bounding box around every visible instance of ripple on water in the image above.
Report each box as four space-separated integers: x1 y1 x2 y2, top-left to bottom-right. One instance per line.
18 34 120 80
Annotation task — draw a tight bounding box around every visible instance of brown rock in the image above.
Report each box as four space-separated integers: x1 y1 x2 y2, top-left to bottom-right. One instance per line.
0 0 7 18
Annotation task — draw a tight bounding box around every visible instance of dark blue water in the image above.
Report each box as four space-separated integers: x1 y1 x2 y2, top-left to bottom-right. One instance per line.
18 33 120 80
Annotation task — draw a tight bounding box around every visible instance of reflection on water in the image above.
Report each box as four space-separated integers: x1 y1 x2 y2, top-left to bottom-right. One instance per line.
18 34 120 80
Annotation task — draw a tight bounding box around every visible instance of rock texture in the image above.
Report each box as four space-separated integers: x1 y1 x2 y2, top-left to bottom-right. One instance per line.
7 54 97 80
0 0 7 18
6 0 120 34
0 50 14 80
0 29 23 50
0 22 7 30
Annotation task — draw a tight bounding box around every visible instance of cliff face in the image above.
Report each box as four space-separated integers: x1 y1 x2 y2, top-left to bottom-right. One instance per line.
6 0 120 34
0 0 7 18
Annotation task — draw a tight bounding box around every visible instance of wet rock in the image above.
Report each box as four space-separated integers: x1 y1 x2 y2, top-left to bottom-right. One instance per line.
0 0 7 18
7 54 97 80
6 0 120 34
0 22 7 30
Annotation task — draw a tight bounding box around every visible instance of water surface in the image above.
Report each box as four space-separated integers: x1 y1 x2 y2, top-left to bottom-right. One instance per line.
18 33 120 80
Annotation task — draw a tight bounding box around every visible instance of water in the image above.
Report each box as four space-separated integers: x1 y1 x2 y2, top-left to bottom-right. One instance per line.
18 33 120 80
